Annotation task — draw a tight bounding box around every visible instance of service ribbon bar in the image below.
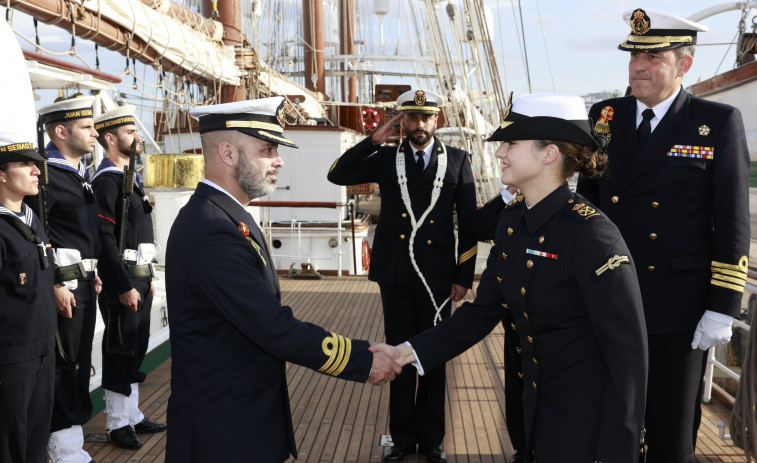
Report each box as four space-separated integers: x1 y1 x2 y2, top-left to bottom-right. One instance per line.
667 145 714 160
526 249 558 260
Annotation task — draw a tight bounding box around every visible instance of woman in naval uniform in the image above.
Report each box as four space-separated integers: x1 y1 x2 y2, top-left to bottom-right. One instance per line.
0 145 57 463
383 93 648 463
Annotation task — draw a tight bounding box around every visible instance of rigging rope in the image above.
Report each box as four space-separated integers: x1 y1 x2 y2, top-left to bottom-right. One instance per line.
534 0 556 92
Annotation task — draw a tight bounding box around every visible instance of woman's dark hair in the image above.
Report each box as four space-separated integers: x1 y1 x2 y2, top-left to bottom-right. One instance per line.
534 139 608 179
0 162 8 172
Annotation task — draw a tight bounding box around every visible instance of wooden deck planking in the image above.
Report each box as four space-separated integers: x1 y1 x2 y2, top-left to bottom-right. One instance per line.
83 276 750 462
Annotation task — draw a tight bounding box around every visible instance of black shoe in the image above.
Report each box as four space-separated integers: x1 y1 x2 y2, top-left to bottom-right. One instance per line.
133 418 167 433
384 445 416 462
108 425 143 450
420 446 447 463
510 450 536 463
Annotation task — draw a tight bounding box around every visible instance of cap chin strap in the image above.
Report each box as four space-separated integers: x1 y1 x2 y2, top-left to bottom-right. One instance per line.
395 137 450 326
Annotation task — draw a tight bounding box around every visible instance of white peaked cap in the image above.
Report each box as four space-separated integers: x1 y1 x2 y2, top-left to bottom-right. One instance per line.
189 96 298 148
0 19 44 161
512 94 588 120
487 93 597 147
621 9 708 32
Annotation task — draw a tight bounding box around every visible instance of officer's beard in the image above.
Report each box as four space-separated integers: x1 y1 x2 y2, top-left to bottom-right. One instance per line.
235 148 276 200
404 124 435 146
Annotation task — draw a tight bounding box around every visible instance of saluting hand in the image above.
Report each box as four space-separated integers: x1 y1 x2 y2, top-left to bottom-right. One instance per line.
371 114 402 146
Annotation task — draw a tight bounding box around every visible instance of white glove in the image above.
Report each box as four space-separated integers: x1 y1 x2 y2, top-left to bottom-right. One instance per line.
691 310 733 351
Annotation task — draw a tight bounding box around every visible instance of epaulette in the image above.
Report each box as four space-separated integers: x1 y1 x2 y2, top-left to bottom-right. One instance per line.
566 199 600 220
505 194 525 208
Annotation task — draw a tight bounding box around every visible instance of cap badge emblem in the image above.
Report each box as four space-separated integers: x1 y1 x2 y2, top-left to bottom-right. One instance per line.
18 272 26 285
594 106 614 135
276 107 286 127
503 91 513 120
698 124 711 136
414 90 426 106
631 9 651 36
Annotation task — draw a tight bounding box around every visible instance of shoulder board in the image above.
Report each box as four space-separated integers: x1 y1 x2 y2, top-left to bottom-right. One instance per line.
567 200 601 220
505 194 525 208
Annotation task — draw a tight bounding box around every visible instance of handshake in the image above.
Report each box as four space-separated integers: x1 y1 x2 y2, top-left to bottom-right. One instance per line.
365 342 420 385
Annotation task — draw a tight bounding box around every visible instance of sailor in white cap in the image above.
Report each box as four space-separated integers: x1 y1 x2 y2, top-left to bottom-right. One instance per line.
164 96 400 463
378 92 647 463
0 18 57 463
91 105 166 450
577 8 751 463
34 94 102 463
328 89 478 463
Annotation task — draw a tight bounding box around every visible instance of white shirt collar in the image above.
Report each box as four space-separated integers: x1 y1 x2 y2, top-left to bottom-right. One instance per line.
201 178 247 210
409 139 433 165
636 86 680 133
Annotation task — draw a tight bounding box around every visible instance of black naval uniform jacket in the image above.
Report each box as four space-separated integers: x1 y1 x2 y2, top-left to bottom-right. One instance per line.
34 145 102 430
409 184 648 463
0 210 56 364
0 209 56 463
577 89 751 335
92 160 154 297
165 182 374 463
36 144 100 261
327 136 478 293
92 161 155 395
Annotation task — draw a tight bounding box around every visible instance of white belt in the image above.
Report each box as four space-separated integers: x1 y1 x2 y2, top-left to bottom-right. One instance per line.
80 258 97 272
123 249 138 262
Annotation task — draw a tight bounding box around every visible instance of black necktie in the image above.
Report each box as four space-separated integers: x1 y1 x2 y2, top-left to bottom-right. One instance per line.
637 108 655 146
416 151 425 173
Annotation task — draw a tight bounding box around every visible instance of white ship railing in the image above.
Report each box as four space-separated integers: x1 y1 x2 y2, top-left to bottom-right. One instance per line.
254 200 359 275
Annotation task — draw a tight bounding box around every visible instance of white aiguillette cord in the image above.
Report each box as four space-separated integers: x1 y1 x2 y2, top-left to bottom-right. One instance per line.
395 138 450 326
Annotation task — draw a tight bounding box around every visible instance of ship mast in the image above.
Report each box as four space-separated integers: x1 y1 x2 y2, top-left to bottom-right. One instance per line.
201 0 246 102
303 0 325 96
339 0 358 128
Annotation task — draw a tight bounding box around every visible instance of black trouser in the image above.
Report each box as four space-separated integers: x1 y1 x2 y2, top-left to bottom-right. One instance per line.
502 314 526 454
643 334 707 463
99 278 153 396
380 284 450 450
0 353 55 463
51 278 97 432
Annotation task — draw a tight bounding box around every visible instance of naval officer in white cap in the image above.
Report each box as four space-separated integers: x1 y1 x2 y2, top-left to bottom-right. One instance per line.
328 89 478 463
33 95 102 463
577 8 751 463
376 92 648 463
91 105 166 450
164 96 401 463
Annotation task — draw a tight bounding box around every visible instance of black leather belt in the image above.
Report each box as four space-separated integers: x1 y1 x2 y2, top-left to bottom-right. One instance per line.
126 263 154 279
55 262 88 284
